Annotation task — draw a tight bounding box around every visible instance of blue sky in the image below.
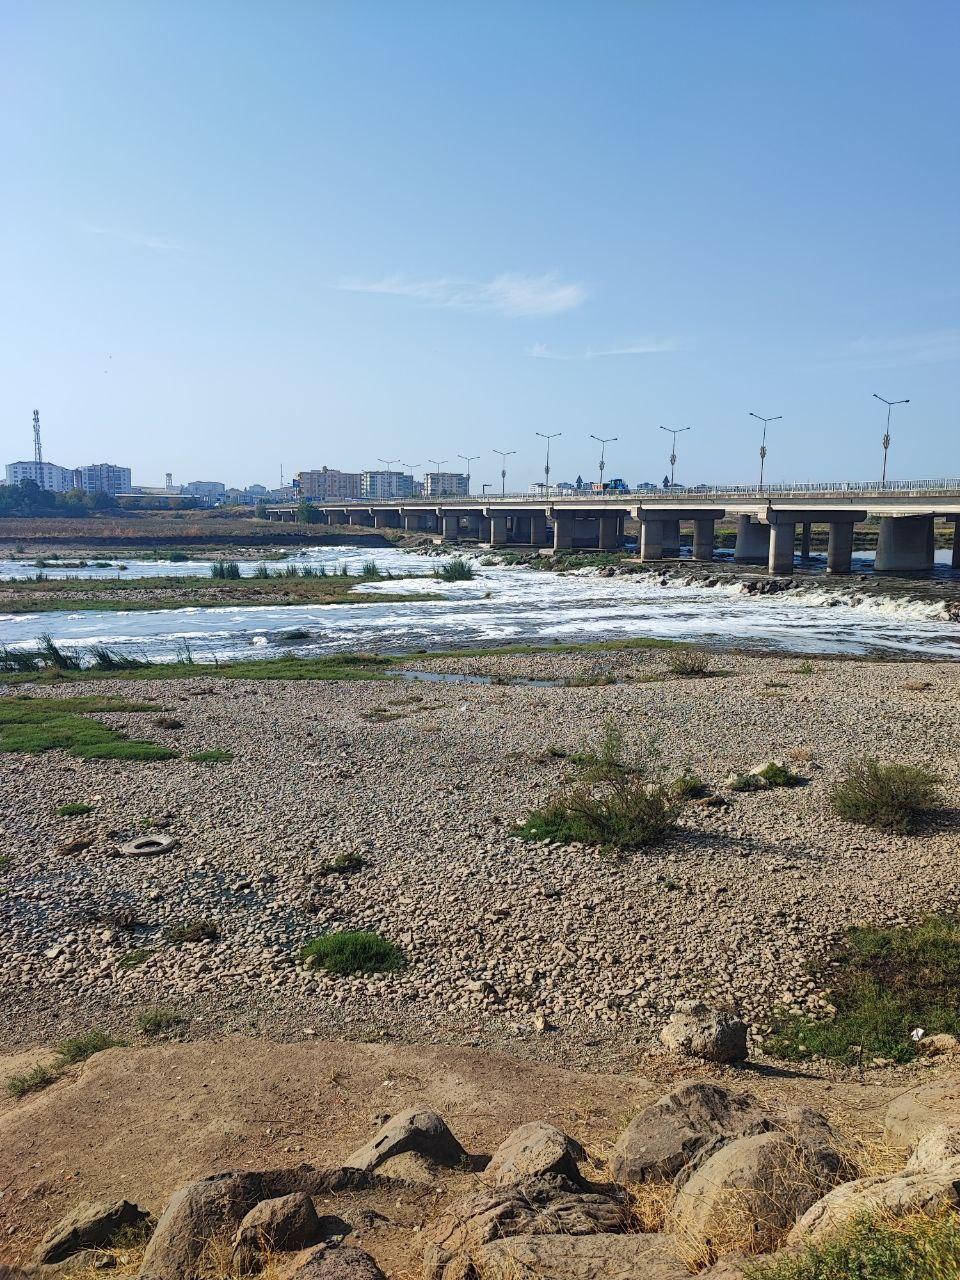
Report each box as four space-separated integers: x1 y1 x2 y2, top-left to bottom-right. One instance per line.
2 1 958 490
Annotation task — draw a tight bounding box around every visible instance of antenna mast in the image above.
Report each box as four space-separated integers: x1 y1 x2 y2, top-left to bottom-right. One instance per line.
33 410 42 464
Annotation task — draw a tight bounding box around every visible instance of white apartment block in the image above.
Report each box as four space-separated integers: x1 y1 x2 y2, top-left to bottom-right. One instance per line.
5 460 75 492
361 470 415 499
422 471 469 497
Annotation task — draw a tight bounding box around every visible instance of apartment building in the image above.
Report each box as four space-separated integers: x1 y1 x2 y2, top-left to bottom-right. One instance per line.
295 467 362 500
361 469 416 500
422 471 469 497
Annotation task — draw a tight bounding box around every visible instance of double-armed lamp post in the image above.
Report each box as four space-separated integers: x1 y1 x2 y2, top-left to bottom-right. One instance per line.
873 394 910 489
658 425 691 488
493 449 516 497
458 453 479 496
535 431 561 495
589 434 617 488
748 412 782 490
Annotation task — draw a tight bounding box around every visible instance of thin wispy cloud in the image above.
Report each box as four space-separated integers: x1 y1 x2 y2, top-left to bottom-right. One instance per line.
529 337 681 361
83 224 184 252
847 329 960 367
336 271 586 317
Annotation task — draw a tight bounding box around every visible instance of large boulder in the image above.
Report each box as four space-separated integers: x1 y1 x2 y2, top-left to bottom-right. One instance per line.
672 1130 847 1258
483 1121 585 1188
904 1123 960 1173
139 1171 266 1279
788 1160 960 1244
33 1199 151 1266
423 1176 626 1280
285 1246 387 1280
233 1193 324 1272
343 1107 467 1180
660 1003 748 1064
466 1232 689 1280
611 1081 825 1185
885 1077 960 1153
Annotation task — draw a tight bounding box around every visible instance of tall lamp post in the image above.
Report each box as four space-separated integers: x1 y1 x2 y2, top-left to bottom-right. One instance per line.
748 412 782 490
458 453 479 496
535 431 561 495
590 434 617 489
428 458 448 498
658 426 691 488
493 449 516 497
873 394 910 488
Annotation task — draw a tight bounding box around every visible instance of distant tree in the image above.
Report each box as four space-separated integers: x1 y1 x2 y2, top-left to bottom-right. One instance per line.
254 499 269 521
663 474 670 490
297 498 321 524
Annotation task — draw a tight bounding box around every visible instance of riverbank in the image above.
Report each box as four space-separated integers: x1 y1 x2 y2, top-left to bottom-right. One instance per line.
2 643 958 1067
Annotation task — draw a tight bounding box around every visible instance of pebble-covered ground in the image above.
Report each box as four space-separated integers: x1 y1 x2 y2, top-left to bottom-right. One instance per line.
1 645 958 1070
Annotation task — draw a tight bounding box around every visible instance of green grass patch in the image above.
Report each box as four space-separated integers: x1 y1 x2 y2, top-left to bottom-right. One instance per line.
55 1029 120 1065
831 758 941 834
168 919 218 943
0 696 176 760
6 1063 57 1097
729 761 805 791
187 750 234 763
747 1212 960 1280
136 1007 183 1036
0 853 11 874
119 947 154 969
667 648 712 677
301 930 404 976
433 556 475 582
316 851 367 876
56 802 93 816
765 917 960 1065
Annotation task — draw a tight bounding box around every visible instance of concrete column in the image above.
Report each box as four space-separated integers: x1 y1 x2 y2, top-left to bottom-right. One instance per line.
489 513 509 546
734 516 771 564
928 518 937 564
768 522 796 575
348 510 373 527
440 512 460 540
826 521 855 575
477 515 491 542
402 512 422 532
640 519 663 561
373 510 400 529
800 523 812 559
952 520 960 570
661 519 681 557
553 512 574 551
598 513 620 550
875 515 935 573
529 511 549 545
692 518 715 562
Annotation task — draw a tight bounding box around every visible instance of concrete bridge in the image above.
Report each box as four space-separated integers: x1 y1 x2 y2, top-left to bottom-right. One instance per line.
266 480 960 575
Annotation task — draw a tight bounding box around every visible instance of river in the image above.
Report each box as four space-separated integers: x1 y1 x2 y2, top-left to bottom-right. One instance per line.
1 544 959 663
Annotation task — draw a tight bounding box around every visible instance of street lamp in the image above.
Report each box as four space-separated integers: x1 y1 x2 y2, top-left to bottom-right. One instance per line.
458 453 479 496
658 426 691 488
748 413 782 490
493 449 516 497
428 458 448 498
535 432 561 495
590 434 617 488
873 394 910 488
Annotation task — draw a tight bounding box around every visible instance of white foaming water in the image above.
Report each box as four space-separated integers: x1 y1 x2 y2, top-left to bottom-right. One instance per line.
1 547 958 662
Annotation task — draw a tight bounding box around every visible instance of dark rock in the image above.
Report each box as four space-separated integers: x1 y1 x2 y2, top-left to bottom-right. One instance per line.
287 1245 387 1280
139 1172 265 1279
233 1193 324 1272
484 1121 585 1188
33 1200 151 1266
467 1232 688 1280
343 1107 468 1175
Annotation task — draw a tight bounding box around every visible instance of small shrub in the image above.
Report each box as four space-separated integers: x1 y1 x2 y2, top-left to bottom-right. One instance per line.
210 560 242 579
89 645 150 671
789 660 816 675
168 919 218 944
37 632 82 670
119 947 153 969
729 762 805 791
747 1211 960 1280
7 1063 57 1097
155 715 184 730
136 1007 183 1036
668 649 711 677
55 1029 119 1065
831 758 940 834
317 851 367 876
301 930 404 975
187 750 234 763
672 771 709 800
57 802 93 817
433 557 475 582
0 853 11 873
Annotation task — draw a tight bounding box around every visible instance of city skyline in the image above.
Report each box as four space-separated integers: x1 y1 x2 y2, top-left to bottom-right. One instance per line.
3 2 958 489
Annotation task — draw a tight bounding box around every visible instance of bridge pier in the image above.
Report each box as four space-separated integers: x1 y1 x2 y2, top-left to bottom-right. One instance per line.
826 521 856 574
874 515 935 573
734 516 770 564
489 513 509 547
530 511 549 546
661 519 681 557
768 521 796 575
373 510 401 529
348 509 374 527
553 511 574 550
440 511 460 540
640 520 663 561
800 523 812 559
693 518 716 561
950 517 960 570
326 508 348 526
598 513 621 550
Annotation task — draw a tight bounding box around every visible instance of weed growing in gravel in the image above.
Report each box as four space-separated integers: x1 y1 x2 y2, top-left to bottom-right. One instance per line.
89 645 151 671
210 560 242 579
516 725 682 852
0 697 175 761
187 750 234 763
119 947 154 969
831 759 940 834
56 1029 120 1064
668 649 711 677
788 660 816 675
672 772 710 800
766 917 960 1065
316 851 367 876
168 919 219 943
136 1008 183 1036
155 715 184 730
301 930 404 975
57 802 93 817
433 557 475 582
746 1211 960 1279
729 762 805 791
6 1064 57 1097
0 853 11 873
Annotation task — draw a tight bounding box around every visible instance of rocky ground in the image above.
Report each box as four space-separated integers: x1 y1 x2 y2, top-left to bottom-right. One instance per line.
1 645 959 1069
